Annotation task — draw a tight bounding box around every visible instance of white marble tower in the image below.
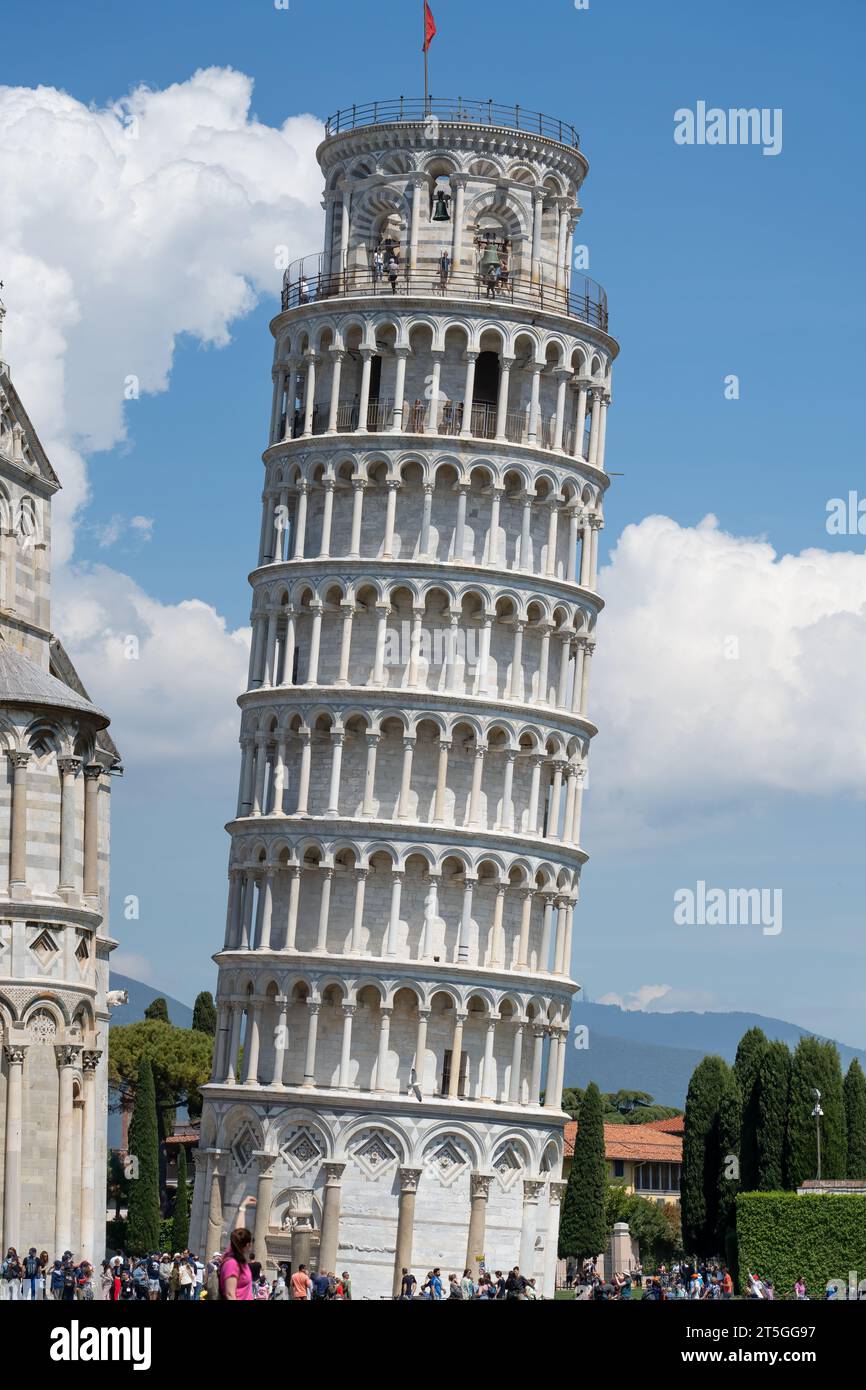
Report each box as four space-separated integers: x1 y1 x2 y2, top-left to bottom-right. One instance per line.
192 98 617 1298
0 298 121 1263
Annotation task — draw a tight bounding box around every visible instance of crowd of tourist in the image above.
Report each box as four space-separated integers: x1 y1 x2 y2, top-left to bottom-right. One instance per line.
397 1266 540 1299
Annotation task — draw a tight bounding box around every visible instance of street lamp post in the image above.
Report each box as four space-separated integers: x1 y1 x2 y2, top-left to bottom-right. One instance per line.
811 1089 823 1182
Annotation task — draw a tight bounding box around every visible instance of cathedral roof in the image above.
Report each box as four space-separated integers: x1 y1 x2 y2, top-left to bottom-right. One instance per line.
0 639 109 726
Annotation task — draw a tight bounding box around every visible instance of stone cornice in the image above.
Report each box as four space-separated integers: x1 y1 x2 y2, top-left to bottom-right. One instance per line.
248 553 605 616
224 810 588 869
212 946 578 1002
269 294 619 361
0 897 103 928
201 1077 571 1128
237 681 598 742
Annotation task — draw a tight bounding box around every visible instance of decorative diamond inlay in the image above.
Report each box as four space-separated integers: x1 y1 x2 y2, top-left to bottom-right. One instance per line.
492 1143 524 1191
230 1123 257 1173
281 1127 324 1177
351 1129 399 1179
31 929 59 966
424 1136 471 1188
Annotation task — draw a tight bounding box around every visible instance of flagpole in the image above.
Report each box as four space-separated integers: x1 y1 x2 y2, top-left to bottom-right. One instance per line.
423 0 430 113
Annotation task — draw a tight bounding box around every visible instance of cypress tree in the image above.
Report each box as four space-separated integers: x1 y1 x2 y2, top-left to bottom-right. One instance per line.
125 1059 161 1254
785 1038 847 1187
172 1145 190 1250
144 996 170 1023
756 1040 791 1189
843 1058 866 1180
681 1055 731 1255
558 1082 607 1261
716 1068 742 1253
192 991 217 1036
733 1027 768 1191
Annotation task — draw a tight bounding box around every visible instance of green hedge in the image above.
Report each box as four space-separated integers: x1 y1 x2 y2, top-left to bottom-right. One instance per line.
736 1191 866 1294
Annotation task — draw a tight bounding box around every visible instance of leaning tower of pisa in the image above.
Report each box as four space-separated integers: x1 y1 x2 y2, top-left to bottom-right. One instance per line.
191 98 617 1298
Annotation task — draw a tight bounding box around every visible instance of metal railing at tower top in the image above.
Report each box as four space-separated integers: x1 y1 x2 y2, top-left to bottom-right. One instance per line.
281 259 609 332
323 97 581 149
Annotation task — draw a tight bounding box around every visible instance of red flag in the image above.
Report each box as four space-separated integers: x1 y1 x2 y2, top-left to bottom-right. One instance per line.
423 1 437 52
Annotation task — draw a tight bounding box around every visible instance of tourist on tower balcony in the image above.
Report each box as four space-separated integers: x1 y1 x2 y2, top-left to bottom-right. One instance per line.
219 1228 254 1301
399 1267 416 1299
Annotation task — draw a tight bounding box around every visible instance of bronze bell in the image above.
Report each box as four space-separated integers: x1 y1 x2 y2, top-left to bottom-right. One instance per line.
432 189 451 221
480 242 501 270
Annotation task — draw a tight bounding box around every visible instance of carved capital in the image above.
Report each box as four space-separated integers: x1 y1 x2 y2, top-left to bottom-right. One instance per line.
323 1161 346 1186
82 1050 102 1072
548 1180 567 1206
4 1044 27 1066
523 1179 546 1203
470 1172 493 1201
399 1166 423 1194
54 1045 82 1069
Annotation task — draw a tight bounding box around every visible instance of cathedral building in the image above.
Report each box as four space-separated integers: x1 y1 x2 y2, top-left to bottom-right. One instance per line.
191 97 618 1298
0 299 120 1263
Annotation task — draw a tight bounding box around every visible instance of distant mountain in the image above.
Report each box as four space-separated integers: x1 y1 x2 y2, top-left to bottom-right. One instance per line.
109 973 193 1029
565 1003 866 1108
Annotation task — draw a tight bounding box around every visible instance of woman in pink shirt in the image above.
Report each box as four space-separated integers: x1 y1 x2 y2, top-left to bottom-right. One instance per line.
219 1228 254 1301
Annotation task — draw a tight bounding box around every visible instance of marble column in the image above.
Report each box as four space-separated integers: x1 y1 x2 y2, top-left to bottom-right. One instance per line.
7 752 30 892
318 1161 346 1273
79 1049 100 1263
465 1172 492 1277
2 1044 26 1251
392 1167 422 1296
205 1153 226 1255
338 1006 355 1088
302 1001 320 1087
253 1153 276 1269
57 757 81 894
519 1179 545 1278
54 1044 81 1255
509 1023 525 1105
83 767 102 895
544 1182 567 1297
447 1013 466 1099
271 995 288 1087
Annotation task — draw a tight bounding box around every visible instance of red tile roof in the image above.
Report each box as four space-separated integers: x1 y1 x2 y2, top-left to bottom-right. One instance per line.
564 1121 683 1163
642 1115 685 1134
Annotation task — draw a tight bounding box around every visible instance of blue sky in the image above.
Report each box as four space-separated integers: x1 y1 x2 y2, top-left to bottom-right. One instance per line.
3 0 865 1045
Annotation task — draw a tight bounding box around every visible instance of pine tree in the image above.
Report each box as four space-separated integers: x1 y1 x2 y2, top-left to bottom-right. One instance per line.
843 1058 866 1180
144 996 170 1023
558 1082 607 1261
192 991 217 1036
125 1059 161 1254
733 1027 768 1191
785 1038 847 1187
756 1040 791 1189
172 1145 190 1251
681 1055 731 1255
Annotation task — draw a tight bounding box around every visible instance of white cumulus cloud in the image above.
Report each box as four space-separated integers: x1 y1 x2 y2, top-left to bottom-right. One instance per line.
590 514 866 830
0 68 322 762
